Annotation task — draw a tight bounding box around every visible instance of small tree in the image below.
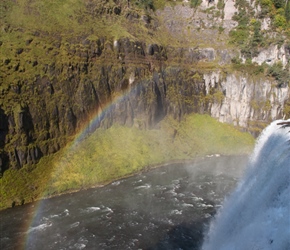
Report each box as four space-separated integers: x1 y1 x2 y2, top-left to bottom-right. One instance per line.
274 14 287 28
272 0 284 8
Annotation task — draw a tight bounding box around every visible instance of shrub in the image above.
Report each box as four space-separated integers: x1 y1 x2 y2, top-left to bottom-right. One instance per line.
274 14 287 28
229 28 249 45
231 56 242 65
190 0 202 8
217 0 225 9
135 0 155 10
152 0 167 9
272 0 284 9
267 62 289 86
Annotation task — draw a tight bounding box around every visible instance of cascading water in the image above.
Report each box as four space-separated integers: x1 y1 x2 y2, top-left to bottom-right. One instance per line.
202 120 290 250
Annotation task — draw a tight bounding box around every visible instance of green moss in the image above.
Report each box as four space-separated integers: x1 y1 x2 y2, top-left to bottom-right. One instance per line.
0 0 284 211
0 114 254 210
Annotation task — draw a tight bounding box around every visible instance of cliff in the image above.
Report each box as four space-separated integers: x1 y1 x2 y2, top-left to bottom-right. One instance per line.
0 0 289 175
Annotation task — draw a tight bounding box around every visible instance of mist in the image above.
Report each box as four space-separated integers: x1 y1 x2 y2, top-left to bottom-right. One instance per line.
202 120 290 250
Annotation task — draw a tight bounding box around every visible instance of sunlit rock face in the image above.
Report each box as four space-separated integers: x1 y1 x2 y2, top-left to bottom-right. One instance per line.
205 73 289 129
223 0 237 20
1 0 289 173
1 38 289 170
252 44 289 67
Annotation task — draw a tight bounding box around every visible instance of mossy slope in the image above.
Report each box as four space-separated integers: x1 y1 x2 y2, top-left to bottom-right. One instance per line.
0 114 254 210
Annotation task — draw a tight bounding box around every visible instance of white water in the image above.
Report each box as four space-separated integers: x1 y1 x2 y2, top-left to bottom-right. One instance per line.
202 120 290 250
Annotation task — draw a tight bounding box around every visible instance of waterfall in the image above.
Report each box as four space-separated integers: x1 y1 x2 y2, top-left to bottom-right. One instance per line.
202 120 290 250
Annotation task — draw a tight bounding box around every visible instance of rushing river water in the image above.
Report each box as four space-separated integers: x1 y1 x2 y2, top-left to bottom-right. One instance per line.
1 156 248 250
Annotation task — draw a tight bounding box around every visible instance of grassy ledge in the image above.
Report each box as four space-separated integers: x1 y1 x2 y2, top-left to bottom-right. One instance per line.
0 114 255 210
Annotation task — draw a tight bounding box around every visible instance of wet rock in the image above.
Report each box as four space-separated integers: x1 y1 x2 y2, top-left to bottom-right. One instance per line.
0 109 8 147
16 48 24 55
4 58 11 65
148 44 159 55
11 201 16 208
14 148 27 168
12 82 21 94
14 63 20 71
32 31 40 37
66 108 77 134
0 153 9 175
27 146 43 164
142 15 151 24
113 6 121 15
125 11 139 20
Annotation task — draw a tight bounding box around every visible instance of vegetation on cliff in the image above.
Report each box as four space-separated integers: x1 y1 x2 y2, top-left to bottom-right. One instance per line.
0 114 254 210
0 0 288 209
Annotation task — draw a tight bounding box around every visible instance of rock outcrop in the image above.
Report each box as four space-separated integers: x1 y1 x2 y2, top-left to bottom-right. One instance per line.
252 44 289 67
206 73 289 130
0 37 289 172
0 0 289 174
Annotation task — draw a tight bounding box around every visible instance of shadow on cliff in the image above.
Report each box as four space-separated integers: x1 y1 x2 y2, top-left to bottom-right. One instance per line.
0 108 9 175
0 108 8 148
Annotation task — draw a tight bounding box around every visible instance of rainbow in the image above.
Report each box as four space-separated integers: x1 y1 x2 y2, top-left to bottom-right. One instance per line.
21 84 139 249
74 85 138 146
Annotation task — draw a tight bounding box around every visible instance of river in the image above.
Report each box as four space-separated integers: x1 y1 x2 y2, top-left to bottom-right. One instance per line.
0 155 248 250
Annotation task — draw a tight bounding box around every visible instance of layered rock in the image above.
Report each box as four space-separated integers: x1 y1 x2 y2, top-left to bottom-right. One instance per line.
252 44 289 67
0 36 289 172
0 0 289 174
206 73 289 130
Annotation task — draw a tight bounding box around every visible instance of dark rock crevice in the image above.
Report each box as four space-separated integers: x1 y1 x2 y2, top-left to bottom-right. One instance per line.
0 36 288 175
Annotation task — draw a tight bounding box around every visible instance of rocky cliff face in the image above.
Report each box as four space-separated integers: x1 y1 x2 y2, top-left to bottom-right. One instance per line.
206 73 289 129
0 0 289 174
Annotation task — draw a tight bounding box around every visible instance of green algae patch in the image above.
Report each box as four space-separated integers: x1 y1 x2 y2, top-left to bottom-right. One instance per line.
0 114 254 210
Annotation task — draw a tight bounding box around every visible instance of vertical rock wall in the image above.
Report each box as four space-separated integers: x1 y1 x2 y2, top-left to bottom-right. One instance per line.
0 38 289 173
205 73 289 131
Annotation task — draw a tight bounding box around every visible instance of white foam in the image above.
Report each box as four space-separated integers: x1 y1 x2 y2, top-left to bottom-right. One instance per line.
134 183 151 189
170 209 183 215
182 203 194 207
85 207 101 213
192 196 204 202
74 243 86 249
202 119 290 250
49 209 69 218
49 214 59 218
70 222 80 228
62 209 69 216
103 207 113 213
27 222 52 233
199 204 214 209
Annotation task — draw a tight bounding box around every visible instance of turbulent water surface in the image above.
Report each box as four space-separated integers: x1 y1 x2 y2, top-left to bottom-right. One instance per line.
202 120 290 250
0 156 247 250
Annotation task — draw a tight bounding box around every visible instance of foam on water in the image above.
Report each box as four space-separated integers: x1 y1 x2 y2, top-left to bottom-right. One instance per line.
103 207 113 213
202 120 290 250
27 222 52 233
134 183 151 189
70 222 80 228
170 209 183 215
84 206 101 213
21 84 142 248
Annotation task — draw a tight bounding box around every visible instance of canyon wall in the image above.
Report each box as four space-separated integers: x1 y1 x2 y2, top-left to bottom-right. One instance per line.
1 38 288 173
0 1 289 174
